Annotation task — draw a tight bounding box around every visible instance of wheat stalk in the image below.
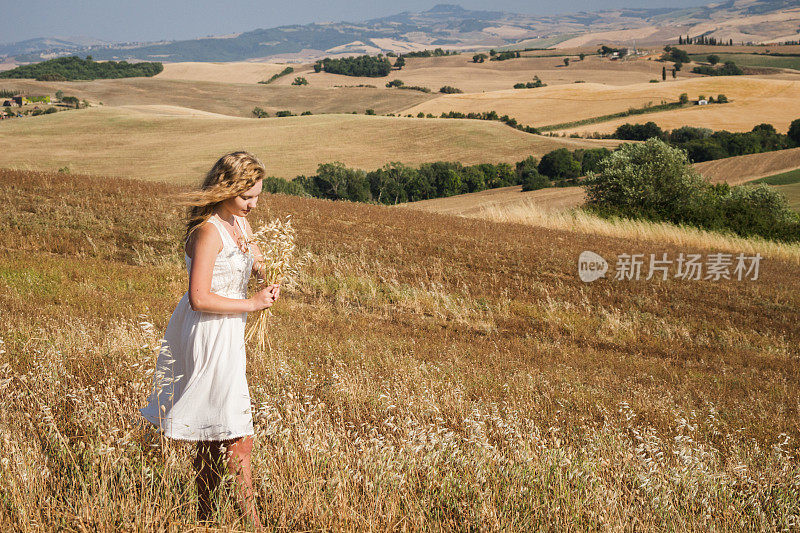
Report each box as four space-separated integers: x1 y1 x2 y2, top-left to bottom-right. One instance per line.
243 215 301 355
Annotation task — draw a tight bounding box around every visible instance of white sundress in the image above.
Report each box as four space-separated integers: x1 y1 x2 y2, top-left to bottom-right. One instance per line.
140 215 255 441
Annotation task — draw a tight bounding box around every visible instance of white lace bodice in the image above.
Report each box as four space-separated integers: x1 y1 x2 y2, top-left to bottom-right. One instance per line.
185 215 254 299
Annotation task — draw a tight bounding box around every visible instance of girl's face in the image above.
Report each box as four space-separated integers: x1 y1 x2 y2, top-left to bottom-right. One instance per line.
220 179 263 217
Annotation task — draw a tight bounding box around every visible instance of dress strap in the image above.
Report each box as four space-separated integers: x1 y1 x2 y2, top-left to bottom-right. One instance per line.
207 215 233 250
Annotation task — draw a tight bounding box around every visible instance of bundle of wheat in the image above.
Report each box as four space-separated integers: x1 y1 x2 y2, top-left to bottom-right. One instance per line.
244 215 301 354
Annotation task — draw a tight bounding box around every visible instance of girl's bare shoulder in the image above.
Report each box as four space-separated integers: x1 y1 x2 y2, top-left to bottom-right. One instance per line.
186 219 223 258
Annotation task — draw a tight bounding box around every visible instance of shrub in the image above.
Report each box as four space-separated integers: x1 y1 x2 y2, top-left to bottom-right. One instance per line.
275 110 294 117
386 79 404 88
252 107 269 118
439 86 463 94
583 138 709 221
291 77 308 85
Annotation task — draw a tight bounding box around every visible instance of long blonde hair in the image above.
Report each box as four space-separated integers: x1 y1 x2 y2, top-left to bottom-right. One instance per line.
184 151 266 242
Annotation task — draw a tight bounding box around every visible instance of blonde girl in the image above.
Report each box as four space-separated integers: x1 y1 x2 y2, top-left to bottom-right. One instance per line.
141 151 278 528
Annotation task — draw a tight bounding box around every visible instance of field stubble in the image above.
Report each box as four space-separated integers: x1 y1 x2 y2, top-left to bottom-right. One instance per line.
0 168 799 530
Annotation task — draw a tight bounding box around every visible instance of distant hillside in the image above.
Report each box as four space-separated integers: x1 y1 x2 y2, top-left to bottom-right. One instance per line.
6 0 800 63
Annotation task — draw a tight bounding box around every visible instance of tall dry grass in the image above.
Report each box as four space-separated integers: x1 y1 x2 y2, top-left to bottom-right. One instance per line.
472 198 800 264
1 168 799 530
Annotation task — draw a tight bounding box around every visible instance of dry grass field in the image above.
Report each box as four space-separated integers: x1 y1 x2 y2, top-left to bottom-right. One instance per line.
280 54 695 93
1 77 435 117
155 61 290 84
1 168 799 529
0 106 617 181
404 185 587 215
556 78 800 135
694 147 800 185
400 76 800 133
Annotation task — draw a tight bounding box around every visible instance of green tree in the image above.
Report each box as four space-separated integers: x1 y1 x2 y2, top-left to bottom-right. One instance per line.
563 57 570 67
55 90 63 102
313 162 371 202
707 54 720 65
367 162 414 204
583 138 709 221
788 118 800 146
538 148 581 179
291 76 308 85
662 66 666 81
472 53 487 63
394 55 405 69
679 92 689 104
579 53 586 61
252 107 269 118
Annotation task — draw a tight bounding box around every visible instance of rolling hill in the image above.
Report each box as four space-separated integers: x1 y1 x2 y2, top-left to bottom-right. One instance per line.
0 105 617 182
400 76 800 134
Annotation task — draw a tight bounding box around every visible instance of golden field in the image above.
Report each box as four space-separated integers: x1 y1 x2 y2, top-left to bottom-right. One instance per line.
400 76 800 133
273 54 693 93
1 77 436 117
155 61 291 84
1 168 799 529
0 105 617 182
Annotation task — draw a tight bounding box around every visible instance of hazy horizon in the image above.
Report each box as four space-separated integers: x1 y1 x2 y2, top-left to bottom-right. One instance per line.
5 0 708 45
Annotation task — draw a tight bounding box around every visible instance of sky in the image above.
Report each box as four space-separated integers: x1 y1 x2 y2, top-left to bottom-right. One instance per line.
3 0 707 44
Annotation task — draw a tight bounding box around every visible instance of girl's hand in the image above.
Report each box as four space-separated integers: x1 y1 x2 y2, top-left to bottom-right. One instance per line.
249 286 277 311
271 283 281 301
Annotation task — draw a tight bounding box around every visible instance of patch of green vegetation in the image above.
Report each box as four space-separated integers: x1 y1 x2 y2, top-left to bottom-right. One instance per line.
0 56 163 81
0 265 61 297
774 182 800 211
688 53 800 71
539 100 687 132
259 66 294 84
752 168 800 186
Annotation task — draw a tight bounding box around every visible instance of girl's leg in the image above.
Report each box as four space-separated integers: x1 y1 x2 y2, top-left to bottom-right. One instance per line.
194 440 224 522
225 435 262 529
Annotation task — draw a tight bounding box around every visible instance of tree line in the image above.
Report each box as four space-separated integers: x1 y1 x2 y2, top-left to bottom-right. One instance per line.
0 56 163 81
678 35 734 46
260 146 614 204
608 119 800 163
313 55 393 77
403 48 457 58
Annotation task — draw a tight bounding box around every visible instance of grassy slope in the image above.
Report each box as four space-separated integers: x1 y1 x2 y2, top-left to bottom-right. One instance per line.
1 168 798 528
0 106 617 182
273 54 686 93
688 53 800 71
400 77 800 133
0 77 436 117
